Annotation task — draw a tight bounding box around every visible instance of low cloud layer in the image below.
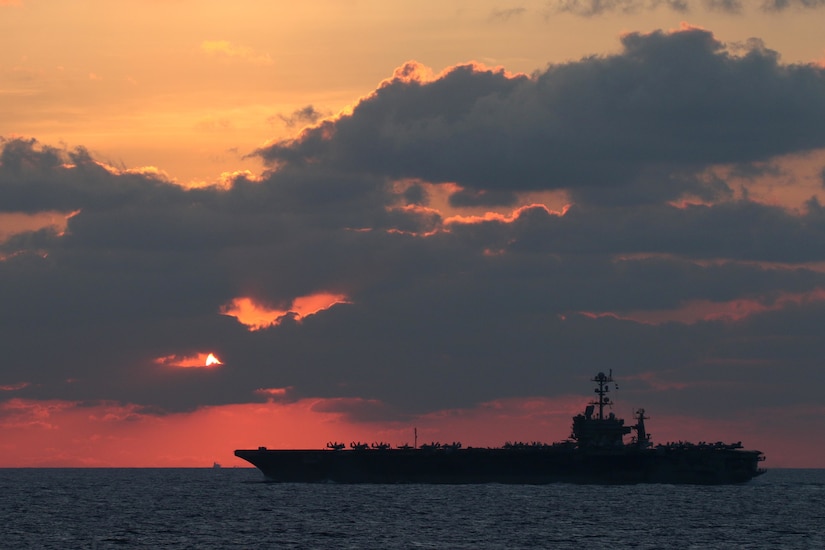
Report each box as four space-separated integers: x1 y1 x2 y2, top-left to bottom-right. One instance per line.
550 0 825 16
2 27 825 430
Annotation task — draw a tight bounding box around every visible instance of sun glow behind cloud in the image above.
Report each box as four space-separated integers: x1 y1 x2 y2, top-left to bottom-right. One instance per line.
221 293 351 331
153 352 224 369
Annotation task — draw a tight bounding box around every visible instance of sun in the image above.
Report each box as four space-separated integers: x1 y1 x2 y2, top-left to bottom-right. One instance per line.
205 353 222 366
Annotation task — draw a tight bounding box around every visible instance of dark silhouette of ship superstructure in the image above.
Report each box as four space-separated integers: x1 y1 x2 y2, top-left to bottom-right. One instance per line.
235 371 766 484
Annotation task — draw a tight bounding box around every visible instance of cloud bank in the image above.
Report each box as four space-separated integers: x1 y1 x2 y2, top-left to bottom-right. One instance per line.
550 0 825 16
2 27 825 433
259 26 825 204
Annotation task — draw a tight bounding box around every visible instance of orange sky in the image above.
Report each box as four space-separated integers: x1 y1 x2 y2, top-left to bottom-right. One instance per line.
3 1 825 469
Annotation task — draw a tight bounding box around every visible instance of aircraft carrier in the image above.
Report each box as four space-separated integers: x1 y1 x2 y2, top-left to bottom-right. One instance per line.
235 371 766 484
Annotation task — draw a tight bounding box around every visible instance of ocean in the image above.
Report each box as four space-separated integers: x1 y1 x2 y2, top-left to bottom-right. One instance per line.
0 468 822 549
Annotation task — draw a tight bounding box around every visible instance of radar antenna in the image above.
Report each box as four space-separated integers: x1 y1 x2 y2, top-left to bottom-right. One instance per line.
590 370 614 421
632 408 651 449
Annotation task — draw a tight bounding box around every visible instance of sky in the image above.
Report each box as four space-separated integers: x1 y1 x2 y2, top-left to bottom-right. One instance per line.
2 0 825 468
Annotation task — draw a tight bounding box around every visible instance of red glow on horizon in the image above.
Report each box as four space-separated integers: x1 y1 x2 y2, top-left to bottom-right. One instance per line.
0 395 820 468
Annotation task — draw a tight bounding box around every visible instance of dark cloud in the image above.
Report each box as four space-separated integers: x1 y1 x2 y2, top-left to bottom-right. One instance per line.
549 0 824 15
309 397 405 423
704 0 742 13
269 105 327 128
448 188 519 208
257 28 825 204
3 139 825 416
2 25 825 430
728 161 784 181
552 1 690 16
490 7 528 20
0 138 186 213
482 200 825 263
761 0 825 10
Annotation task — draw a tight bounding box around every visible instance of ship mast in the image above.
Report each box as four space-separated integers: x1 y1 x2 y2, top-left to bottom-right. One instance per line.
632 408 651 449
591 370 613 420
572 370 630 448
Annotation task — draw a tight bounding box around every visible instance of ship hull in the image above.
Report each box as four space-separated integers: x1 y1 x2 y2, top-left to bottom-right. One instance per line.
234 446 765 485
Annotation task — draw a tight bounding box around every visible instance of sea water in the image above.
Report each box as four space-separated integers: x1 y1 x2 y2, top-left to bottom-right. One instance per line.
0 468 822 549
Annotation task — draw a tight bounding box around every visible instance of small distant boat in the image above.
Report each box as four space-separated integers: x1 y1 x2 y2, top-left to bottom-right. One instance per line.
235 371 766 484
212 462 221 469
